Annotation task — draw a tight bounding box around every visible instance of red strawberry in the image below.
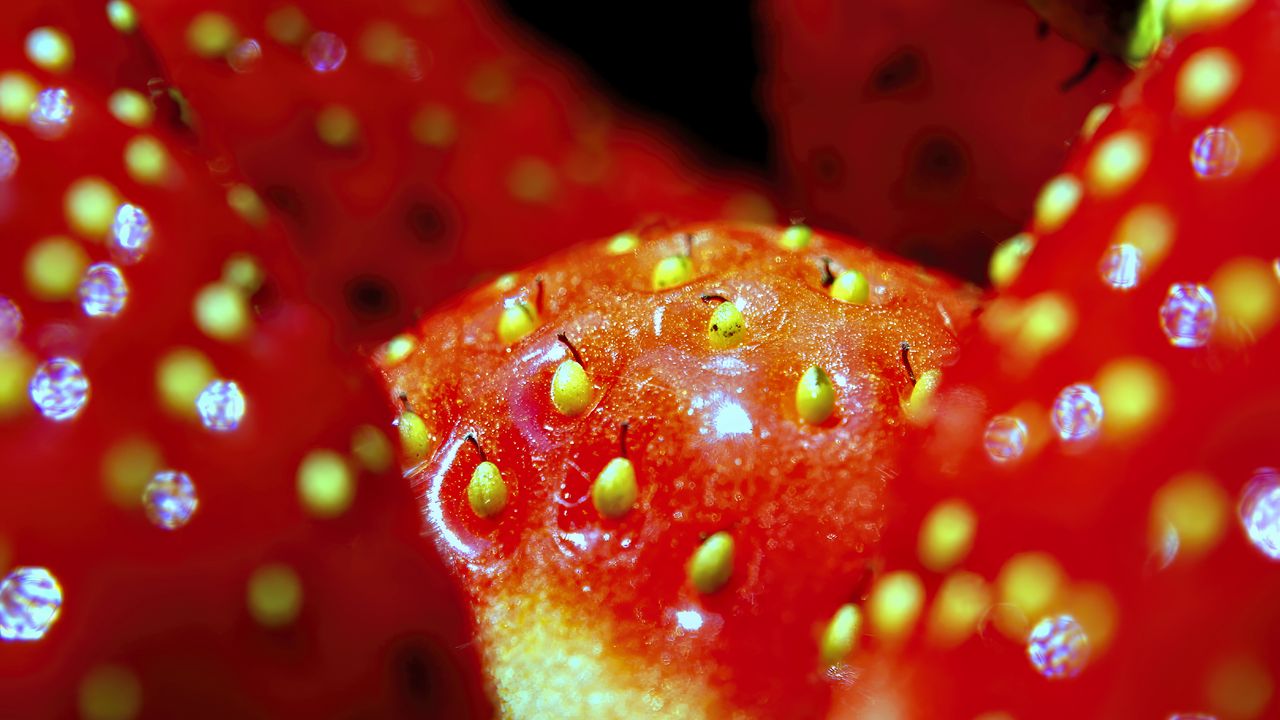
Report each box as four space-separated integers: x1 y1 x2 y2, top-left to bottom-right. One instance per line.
379 221 979 716
759 0 1132 282
123 0 776 346
830 3 1280 716
0 49 488 717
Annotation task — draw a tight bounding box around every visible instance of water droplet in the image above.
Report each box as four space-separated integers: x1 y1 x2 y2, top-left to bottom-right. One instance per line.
984 415 1028 463
0 296 22 345
29 357 89 421
1027 614 1089 679
111 203 152 263
227 39 262 73
79 263 129 317
0 567 62 641
1191 126 1241 179
1098 243 1142 290
1051 383 1103 442
29 87 73 138
1160 283 1217 348
143 470 199 530
305 32 346 73
196 379 245 431
0 131 18 181
1239 467 1280 561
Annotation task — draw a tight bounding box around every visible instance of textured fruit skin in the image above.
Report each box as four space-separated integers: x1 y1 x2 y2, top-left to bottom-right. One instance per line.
840 4 1280 717
128 0 776 346
759 0 1131 282
0 42 488 718
381 222 979 717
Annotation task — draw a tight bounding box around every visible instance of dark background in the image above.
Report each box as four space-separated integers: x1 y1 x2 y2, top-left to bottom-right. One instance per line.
499 1 770 173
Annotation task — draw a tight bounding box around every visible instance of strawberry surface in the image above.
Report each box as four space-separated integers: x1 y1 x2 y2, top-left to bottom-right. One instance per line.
759 0 1132 282
0 33 488 718
380 222 979 717
124 0 776 346
835 2 1280 717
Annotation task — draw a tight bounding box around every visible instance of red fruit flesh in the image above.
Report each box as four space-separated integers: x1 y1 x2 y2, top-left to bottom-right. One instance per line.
759 0 1131 282
0 42 488 717
381 222 979 716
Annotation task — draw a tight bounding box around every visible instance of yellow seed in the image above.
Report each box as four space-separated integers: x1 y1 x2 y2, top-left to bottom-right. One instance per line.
410 104 457 147
380 334 416 367
651 255 694 290
187 12 239 59
1015 291 1077 359
997 552 1065 627
1152 471 1228 556
468 460 509 518
108 89 152 128
360 21 406 66
1113 204 1175 271
396 410 433 465
1225 110 1278 173
1081 103 1113 141
0 72 38 124
918 499 977 572
226 184 268 227
795 365 835 425
778 224 813 251
926 571 991 648
78 664 141 720
106 1 139 33
155 347 215 418
1211 257 1280 337
193 282 251 341
65 177 121 239
989 233 1036 290
124 135 170 185
497 301 539 345
1086 131 1149 196
820 603 863 667
1062 582 1119 654
0 348 35 418
1095 356 1169 439
491 273 519 293
316 105 359 148
687 531 734 594
24 236 88 301
351 424 393 473
1177 47 1240 117
1033 174 1082 234
508 157 557 204
591 457 637 518
606 232 640 255
221 253 264 293
707 301 745 349
867 570 925 641
723 191 777 224
1166 0 1252 36
265 6 310 46
297 449 355 518
829 270 869 304
550 359 592 416
467 64 511 104
25 28 74 74
902 368 942 427
102 438 161 509
247 563 302 627
1206 655 1273 719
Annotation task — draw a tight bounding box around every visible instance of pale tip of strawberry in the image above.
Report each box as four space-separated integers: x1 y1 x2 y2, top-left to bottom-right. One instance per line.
316 105 360 148
497 301 539 346
193 282 251 342
706 299 746 349
1032 174 1082 235
902 369 941 427
106 1 139 34
651 255 694 291
108 89 153 128
298 449 356 518
820 603 863 668
1177 46 1241 118
550 359 591 416
989 233 1035 290
591 457 637 519
187 12 240 60
0 72 38 125
395 409 434 466
25 27 74 75
867 570 924 642
25 236 88 301
688 531 735 594
795 365 835 425
246 563 303 628
778 223 813 251
605 232 640 255
468 460 509 518
78 664 142 720
829 269 870 304
918 499 977 572
156 347 215 418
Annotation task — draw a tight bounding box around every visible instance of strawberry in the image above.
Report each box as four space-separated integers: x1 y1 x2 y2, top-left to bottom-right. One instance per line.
378 221 980 716
758 0 1132 282
123 0 776 346
828 3 1280 716
0 44 488 717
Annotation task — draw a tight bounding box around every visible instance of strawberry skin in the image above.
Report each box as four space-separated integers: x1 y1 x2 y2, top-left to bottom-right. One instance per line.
381 222 979 716
0 29 488 718
759 0 1132 282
